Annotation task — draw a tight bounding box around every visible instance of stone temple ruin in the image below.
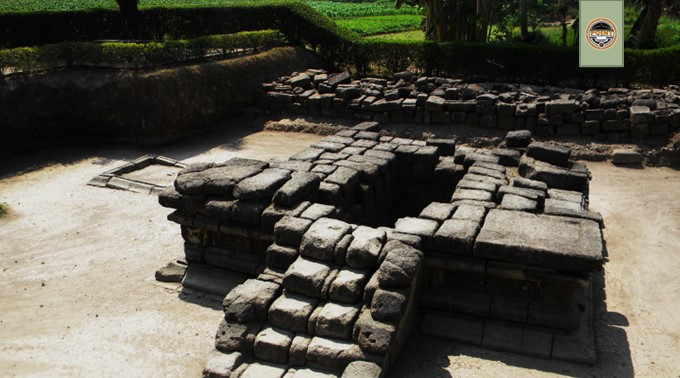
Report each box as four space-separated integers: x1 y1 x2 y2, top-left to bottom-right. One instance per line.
158 121 605 377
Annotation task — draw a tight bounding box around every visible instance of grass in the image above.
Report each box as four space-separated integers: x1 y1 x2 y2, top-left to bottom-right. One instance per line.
307 0 420 18
0 0 422 17
335 14 421 36
0 203 8 218
365 29 424 42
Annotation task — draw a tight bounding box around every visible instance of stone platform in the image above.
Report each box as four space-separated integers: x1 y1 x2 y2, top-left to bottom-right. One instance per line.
159 122 606 376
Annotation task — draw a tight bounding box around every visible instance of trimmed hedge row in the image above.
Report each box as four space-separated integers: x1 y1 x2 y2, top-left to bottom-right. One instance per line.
1 1 679 86
0 30 284 71
353 41 680 88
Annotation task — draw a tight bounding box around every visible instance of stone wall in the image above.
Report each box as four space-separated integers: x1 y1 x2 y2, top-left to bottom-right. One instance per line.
257 70 680 141
0 46 322 157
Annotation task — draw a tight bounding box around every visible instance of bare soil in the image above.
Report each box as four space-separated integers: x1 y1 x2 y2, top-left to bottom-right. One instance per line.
1 125 680 377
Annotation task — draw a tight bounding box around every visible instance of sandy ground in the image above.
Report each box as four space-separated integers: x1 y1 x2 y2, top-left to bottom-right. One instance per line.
1 126 680 377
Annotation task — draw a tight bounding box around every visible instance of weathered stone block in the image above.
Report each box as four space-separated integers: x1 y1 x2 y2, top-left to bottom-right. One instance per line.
158 185 205 211
273 172 320 206
254 327 294 364
611 149 642 165
325 166 360 188
474 209 604 271
175 159 267 195
282 257 332 298
520 156 589 191
223 279 281 323
630 105 653 124
355 316 395 356
419 202 456 221
513 176 548 192
346 226 386 269
451 188 494 203
315 302 361 339
306 336 366 371
377 241 423 288
269 291 318 333
546 100 579 114
371 288 408 321
289 335 312 366
234 168 291 200
526 142 571 167
329 267 369 304
498 185 545 206
300 218 352 262
203 349 243 378
342 361 382 378
433 218 481 254
275 216 313 247
425 96 445 111
452 204 487 223
230 200 269 225
394 217 439 239
215 318 262 354
500 194 538 212
267 243 298 270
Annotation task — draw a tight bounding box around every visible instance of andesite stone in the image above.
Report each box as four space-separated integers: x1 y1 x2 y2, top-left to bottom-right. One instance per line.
300 218 352 262
346 226 386 269
268 291 318 333
282 257 332 298
474 209 604 271
223 279 281 323
234 168 292 200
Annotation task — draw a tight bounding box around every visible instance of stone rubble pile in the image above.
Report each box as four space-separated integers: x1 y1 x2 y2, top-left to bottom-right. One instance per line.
160 121 607 375
258 69 680 140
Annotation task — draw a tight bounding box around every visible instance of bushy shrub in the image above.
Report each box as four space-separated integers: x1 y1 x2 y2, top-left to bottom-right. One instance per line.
0 30 284 71
1 1 678 86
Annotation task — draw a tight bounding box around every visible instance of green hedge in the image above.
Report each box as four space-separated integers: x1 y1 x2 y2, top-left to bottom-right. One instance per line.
0 30 284 71
1 1 679 86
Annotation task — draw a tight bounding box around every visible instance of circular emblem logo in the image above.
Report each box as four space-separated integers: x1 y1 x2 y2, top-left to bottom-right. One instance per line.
586 18 618 50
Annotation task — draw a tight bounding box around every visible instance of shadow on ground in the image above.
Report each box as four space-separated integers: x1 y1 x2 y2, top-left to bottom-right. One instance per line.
0 119 262 179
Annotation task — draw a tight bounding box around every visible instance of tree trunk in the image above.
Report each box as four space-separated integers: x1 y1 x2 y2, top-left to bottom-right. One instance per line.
116 0 140 39
519 0 529 39
636 0 663 48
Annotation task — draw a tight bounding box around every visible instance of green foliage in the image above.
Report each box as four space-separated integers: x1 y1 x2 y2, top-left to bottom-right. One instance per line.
0 0 679 86
306 0 421 18
0 0 422 17
365 30 424 42
0 202 7 218
0 30 284 71
335 15 422 36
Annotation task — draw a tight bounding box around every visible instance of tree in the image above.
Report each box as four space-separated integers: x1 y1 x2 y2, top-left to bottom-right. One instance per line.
116 0 138 14
631 0 664 48
115 0 140 39
395 0 496 42
519 0 529 39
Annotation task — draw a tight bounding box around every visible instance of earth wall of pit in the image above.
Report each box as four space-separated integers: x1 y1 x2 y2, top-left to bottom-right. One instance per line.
0 46 322 157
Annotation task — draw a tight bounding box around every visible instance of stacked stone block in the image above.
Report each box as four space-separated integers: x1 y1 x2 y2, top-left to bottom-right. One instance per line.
258 70 680 140
159 157 322 295
399 131 605 364
203 217 424 377
160 121 608 372
159 121 456 297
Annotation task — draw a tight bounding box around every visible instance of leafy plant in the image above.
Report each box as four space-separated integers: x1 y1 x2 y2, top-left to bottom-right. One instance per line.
335 15 422 36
